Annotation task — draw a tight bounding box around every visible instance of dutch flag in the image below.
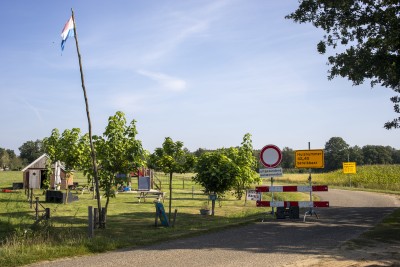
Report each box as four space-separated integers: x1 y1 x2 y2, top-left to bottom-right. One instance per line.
61 16 74 51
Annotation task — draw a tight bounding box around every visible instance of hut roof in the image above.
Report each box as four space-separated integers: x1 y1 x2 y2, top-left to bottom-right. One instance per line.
21 154 66 172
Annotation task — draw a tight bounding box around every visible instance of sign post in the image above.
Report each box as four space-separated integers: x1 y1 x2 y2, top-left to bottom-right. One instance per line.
259 145 282 216
343 162 356 187
295 143 325 221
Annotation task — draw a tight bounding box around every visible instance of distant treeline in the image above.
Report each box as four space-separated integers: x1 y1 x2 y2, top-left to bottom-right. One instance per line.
194 137 400 173
1 136 399 172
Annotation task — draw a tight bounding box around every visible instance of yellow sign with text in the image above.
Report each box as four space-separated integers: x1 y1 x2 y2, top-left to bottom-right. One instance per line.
295 150 324 168
343 162 356 174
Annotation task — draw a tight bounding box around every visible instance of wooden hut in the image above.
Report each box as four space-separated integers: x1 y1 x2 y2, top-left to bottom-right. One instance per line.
21 154 73 189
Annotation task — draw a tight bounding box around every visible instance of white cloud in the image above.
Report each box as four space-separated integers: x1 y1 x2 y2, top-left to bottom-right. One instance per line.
137 70 187 92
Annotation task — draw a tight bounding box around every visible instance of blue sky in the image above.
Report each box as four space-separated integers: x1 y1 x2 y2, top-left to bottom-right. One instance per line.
1 0 398 155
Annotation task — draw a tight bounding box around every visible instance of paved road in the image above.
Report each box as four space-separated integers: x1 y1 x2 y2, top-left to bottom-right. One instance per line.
28 189 400 267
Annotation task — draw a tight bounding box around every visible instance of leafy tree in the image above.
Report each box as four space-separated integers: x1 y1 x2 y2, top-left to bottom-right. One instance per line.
281 147 295 169
43 128 85 177
362 145 393 164
95 111 145 212
0 148 10 170
43 129 62 161
151 137 195 223
223 133 260 200
392 148 400 164
286 1 400 128
348 145 364 165
19 139 44 164
193 151 238 215
324 137 350 171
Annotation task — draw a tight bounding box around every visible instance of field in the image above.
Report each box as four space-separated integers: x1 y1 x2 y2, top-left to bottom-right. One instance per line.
280 165 400 192
0 165 399 266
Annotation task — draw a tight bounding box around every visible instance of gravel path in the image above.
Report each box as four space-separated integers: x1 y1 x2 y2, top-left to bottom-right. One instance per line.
27 189 400 267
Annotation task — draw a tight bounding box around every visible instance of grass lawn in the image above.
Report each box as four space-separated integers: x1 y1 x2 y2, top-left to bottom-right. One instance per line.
0 168 398 267
0 171 312 267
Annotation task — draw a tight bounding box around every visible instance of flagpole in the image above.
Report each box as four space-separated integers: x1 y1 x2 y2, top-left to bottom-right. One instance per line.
70 8 103 227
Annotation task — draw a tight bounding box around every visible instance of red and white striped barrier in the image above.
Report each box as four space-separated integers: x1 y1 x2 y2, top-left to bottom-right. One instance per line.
256 185 328 193
256 201 329 208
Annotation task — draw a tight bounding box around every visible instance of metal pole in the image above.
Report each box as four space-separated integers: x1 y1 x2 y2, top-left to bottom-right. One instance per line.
270 177 274 215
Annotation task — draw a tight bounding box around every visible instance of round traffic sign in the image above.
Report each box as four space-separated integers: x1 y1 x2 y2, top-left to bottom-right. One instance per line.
260 144 282 168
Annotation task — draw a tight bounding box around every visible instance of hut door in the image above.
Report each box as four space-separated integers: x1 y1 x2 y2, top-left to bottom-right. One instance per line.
29 170 40 189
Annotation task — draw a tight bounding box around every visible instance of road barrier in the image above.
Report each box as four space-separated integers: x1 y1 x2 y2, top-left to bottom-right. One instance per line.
255 185 329 220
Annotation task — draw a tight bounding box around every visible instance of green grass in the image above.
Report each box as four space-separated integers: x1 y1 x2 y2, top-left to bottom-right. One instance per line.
1 171 295 267
1 166 399 267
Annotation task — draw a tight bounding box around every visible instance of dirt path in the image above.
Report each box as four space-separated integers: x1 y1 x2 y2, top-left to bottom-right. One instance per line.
27 189 400 267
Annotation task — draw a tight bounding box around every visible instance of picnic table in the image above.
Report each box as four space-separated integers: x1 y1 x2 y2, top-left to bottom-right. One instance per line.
120 189 165 203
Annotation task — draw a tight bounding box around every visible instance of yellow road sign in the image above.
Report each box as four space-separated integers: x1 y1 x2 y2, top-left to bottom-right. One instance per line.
295 149 324 168
343 162 356 174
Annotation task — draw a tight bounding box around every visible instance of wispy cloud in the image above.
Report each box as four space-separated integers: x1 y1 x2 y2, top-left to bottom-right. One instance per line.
137 70 187 92
19 97 44 123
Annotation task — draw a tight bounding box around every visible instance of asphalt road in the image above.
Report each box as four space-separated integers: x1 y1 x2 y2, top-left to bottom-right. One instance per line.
28 189 400 267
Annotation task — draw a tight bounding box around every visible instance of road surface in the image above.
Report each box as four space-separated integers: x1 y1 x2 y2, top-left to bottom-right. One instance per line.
28 189 400 267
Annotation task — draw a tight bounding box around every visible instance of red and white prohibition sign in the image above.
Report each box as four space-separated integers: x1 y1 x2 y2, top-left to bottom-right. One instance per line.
260 144 282 168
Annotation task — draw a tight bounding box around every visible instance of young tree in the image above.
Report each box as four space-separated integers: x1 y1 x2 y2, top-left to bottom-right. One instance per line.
95 111 145 213
194 151 238 215
286 1 400 129
151 137 195 223
224 133 260 200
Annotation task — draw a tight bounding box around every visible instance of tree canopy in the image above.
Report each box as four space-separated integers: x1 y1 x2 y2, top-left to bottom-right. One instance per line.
95 111 145 210
151 137 195 223
19 139 44 164
194 151 238 197
286 1 400 128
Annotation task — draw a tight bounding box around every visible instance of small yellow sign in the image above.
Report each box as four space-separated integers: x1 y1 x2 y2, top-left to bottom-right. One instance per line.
343 162 356 174
295 150 324 168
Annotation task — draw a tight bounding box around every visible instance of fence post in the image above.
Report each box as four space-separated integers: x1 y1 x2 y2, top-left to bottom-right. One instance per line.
172 209 178 227
45 208 50 220
101 207 107 229
88 206 94 238
35 197 39 220
94 208 98 229
30 189 33 208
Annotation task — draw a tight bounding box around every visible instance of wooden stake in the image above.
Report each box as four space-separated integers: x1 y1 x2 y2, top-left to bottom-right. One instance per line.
70 9 102 223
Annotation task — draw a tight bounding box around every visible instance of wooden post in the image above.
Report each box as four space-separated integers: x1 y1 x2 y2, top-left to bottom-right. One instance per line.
172 209 178 227
71 8 102 225
88 206 94 238
94 208 98 229
35 197 39 220
45 208 50 220
211 199 215 216
30 189 33 208
101 207 107 229
65 188 68 204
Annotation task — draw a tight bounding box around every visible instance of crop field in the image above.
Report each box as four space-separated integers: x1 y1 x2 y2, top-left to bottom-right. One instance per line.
0 165 399 266
279 165 400 192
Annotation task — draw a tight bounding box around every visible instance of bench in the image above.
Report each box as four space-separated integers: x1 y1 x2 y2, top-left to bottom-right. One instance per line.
137 191 165 203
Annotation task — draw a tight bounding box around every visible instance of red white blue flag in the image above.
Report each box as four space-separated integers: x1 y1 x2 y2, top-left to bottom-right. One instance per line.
61 16 74 51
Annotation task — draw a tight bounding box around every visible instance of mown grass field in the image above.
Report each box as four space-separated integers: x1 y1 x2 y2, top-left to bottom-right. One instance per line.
0 165 399 267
